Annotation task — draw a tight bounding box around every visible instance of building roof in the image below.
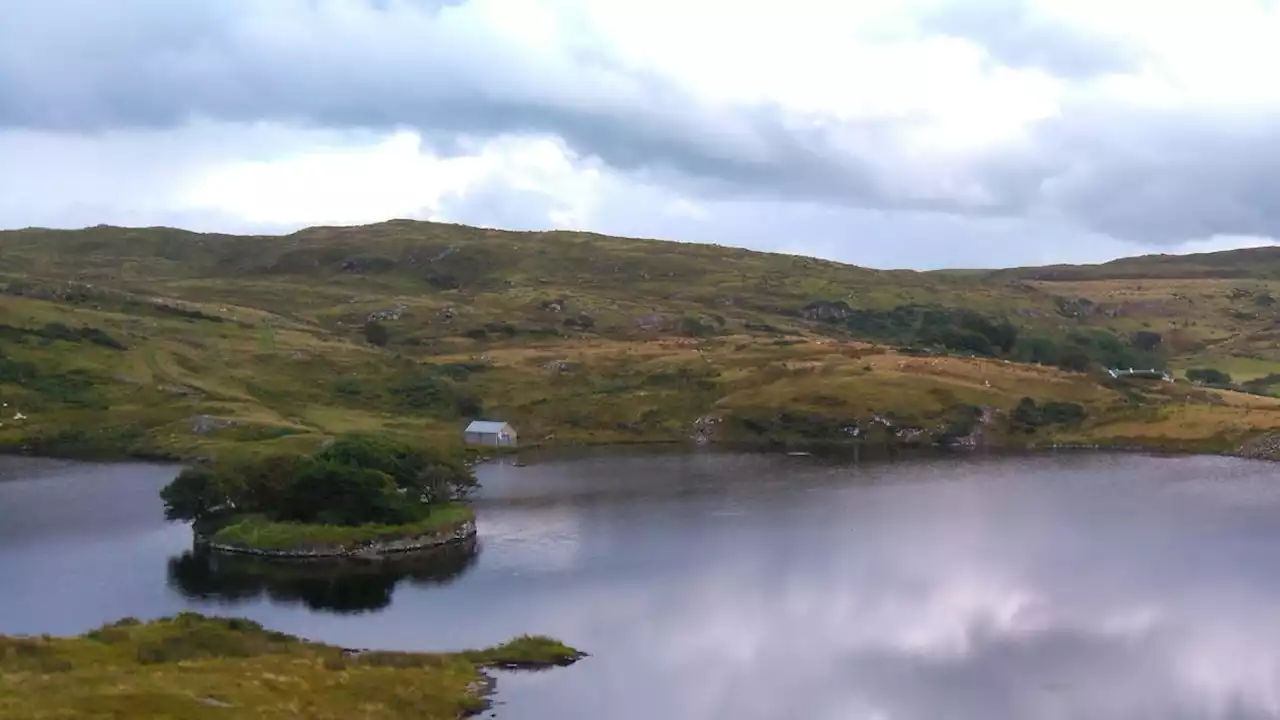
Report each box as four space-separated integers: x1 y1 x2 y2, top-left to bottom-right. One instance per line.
465 420 512 434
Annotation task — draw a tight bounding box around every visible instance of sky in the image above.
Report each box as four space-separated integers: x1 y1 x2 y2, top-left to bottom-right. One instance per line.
1 0 1278 270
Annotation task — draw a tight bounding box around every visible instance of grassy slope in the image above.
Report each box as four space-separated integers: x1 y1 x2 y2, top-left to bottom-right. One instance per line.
2 221 1279 458
0 613 581 719
983 247 1280 384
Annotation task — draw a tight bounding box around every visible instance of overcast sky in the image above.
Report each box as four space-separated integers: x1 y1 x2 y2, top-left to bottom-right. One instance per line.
1 0 1278 269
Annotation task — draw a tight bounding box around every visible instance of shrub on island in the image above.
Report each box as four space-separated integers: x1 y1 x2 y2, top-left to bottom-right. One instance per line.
160 435 477 552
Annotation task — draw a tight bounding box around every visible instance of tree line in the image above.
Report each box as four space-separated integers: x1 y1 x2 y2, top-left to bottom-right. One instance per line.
807 301 1167 372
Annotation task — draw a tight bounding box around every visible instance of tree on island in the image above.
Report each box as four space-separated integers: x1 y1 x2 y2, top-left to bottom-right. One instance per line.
161 434 476 527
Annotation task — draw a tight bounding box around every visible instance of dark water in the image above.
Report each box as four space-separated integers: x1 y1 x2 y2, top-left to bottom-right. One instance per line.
4 450 1280 719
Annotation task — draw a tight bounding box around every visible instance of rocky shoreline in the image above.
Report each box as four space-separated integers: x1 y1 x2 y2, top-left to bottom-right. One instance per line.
195 519 478 560
1236 432 1280 461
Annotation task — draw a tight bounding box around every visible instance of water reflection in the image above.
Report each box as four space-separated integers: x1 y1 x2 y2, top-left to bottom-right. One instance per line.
471 452 1280 720
166 539 479 614
8 452 1280 719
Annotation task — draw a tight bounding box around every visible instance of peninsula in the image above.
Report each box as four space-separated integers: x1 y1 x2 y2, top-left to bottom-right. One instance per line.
0 613 583 719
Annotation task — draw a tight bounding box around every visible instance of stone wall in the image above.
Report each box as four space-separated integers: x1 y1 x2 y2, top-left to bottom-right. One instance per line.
197 519 478 560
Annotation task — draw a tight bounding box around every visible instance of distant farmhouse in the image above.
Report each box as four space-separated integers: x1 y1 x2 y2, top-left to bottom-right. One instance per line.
464 420 518 447
1107 368 1174 382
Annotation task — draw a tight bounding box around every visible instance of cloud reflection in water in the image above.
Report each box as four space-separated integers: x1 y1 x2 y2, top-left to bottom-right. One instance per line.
472 452 1280 719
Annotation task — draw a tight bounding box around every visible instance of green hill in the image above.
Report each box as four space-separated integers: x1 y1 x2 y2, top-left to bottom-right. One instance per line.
986 246 1280 282
3 221 1279 460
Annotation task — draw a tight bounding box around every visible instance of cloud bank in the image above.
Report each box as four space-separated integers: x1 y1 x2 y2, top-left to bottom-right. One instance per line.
1 0 1277 268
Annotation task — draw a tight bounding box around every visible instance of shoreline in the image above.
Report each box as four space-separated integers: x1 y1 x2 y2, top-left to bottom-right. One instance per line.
6 432 1278 470
194 518 479 560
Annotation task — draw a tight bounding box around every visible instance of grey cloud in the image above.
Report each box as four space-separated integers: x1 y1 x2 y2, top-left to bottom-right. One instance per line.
432 168 1201 270
910 4 1280 244
0 0 894 211
0 119 1272 271
0 0 1082 226
1027 106 1280 242
1 0 1278 249
0 123 368 233
433 179 569 233
921 1 1141 78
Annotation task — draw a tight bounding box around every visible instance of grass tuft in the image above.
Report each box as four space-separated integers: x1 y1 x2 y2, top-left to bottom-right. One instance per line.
463 634 588 669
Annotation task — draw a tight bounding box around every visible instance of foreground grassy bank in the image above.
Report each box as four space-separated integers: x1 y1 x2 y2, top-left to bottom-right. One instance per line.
0 613 583 719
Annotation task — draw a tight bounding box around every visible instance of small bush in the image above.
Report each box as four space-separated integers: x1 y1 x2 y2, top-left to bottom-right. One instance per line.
1009 398 1086 433
85 627 132 644
332 377 365 396
363 320 390 347
1131 331 1163 352
0 322 126 350
1241 373 1280 396
464 635 585 668
153 303 225 323
130 614 300 665
1041 401 1087 426
1187 367 1233 386
393 374 483 418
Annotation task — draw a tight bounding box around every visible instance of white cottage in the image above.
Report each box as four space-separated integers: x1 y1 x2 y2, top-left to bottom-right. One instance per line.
463 420 518 447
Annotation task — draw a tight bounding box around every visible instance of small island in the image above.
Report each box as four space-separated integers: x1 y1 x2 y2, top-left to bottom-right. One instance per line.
161 435 480 558
0 613 584 719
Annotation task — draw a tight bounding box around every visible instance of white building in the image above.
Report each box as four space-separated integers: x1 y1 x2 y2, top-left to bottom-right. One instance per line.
463 420 518 447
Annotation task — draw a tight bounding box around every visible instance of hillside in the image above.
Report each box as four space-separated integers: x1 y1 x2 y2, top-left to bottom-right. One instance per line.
987 245 1280 282
2 221 1280 460
986 246 1280 392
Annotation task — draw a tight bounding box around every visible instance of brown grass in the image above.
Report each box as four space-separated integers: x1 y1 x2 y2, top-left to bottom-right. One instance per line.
0 614 580 720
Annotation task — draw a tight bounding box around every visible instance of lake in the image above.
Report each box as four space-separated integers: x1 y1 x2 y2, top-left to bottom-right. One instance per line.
3 449 1280 719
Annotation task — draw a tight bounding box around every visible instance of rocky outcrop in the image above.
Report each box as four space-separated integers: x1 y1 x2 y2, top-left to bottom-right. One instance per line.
562 313 595 330
1238 433 1280 460
367 304 406 322
190 415 235 435
938 406 997 449
692 415 721 444
1054 297 1098 318
802 300 852 321
198 520 477 560
634 313 668 331
543 360 573 373
338 256 397 274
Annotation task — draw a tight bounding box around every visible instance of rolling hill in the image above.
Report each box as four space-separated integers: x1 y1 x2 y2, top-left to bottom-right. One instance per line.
2 220 1279 460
